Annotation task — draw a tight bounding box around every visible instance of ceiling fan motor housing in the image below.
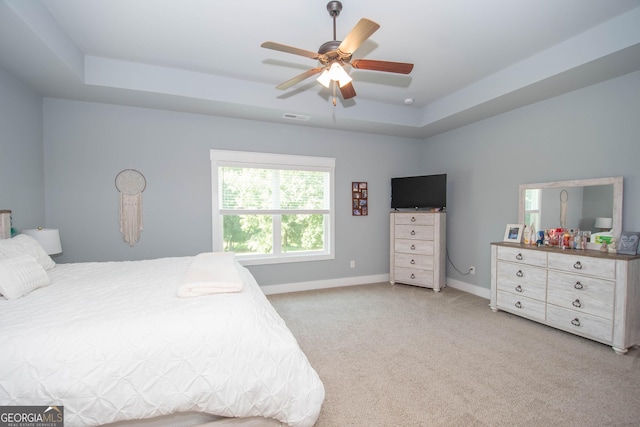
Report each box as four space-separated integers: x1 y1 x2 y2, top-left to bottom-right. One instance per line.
319 1 348 65
318 40 350 65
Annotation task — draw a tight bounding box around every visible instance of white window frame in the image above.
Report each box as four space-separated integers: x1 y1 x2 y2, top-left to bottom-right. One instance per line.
524 188 541 232
210 149 335 266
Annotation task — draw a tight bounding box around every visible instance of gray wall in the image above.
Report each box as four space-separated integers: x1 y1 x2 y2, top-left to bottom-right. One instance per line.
582 185 614 230
3 63 639 292
42 98 423 285
420 69 640 291
0 67 45 232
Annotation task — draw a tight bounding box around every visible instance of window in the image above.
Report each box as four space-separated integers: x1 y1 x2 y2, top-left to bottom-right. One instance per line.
524 188 541 232
211 149 335 265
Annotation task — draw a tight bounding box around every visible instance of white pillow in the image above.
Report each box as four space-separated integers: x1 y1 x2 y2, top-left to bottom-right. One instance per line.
0 254 50 299
0 234 56 270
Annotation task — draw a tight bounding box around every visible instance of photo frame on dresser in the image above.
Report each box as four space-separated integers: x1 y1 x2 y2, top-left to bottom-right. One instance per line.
503 224 524 243
617 231 640 255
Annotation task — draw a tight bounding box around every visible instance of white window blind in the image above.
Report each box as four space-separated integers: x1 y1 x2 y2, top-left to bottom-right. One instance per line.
211 149 335 265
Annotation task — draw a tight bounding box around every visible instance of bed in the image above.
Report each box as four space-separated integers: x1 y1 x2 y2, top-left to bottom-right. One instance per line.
0 235 324 427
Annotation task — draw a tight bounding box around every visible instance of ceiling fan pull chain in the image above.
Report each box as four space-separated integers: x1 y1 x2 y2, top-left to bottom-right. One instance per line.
332 82 337 106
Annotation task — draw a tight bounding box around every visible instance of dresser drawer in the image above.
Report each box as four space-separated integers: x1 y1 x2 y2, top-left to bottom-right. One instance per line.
496 278 546 302
394 213 434 226
496 290 546 322
394 267 434 288
497 246 547 267
395 225 434 240
497 261 547 301
394 239 434 255
547 271 614 319
546 304 613 343
394 253 434 270
498 259 546 282
548 253 615 280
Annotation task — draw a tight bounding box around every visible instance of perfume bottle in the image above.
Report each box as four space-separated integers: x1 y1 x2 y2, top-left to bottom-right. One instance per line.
523 224 531 245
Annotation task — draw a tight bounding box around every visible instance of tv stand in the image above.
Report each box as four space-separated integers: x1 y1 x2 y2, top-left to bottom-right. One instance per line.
389 212 446 291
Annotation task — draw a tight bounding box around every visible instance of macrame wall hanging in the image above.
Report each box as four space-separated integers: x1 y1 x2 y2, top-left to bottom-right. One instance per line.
115 169 146 246
559 189 568 228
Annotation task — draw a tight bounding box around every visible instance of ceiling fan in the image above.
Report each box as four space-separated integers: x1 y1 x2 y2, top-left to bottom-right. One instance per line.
261 1 414 104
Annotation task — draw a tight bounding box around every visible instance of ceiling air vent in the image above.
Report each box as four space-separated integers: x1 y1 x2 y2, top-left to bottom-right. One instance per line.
282 113 310 121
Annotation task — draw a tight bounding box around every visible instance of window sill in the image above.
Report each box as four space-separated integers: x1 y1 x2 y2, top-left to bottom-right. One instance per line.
236 253 334 266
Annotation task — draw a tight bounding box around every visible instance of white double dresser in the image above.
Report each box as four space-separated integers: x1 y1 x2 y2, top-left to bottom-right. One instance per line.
490 242 640 354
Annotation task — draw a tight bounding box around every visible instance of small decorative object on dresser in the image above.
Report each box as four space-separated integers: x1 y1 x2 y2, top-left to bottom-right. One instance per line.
503 224 524 243
389 212 446 291
617 231 640 255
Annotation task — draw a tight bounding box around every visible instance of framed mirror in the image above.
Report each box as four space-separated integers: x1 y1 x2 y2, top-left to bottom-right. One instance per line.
518 176 623 239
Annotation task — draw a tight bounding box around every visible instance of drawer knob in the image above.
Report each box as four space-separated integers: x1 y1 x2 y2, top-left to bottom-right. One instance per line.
410 259 415 264
410 273 416 279
571 318 581 327
573 261 583 270
516 270 524 278
411 216 416 222
410 230 416 235
515 301 522 309
411 244 416 250
574 282 584 290
516 253 523 260
572 299 582 308
515 285 523 293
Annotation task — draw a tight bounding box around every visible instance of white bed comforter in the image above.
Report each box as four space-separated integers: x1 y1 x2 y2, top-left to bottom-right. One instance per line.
0 257 324 427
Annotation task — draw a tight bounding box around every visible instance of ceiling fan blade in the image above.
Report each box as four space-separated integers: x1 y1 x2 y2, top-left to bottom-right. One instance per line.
261 41 319 60
351 59 414 74
339 82 357 99
338 18 380 56
276 67 324 90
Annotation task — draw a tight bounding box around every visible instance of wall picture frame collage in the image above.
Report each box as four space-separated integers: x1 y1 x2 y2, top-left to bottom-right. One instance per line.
352 182 368 216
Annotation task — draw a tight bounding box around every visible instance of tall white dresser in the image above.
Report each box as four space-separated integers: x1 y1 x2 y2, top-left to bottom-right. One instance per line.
490 242 640 354
390 212 446 291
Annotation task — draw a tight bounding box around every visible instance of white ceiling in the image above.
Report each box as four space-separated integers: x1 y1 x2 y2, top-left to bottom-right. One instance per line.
1 0 640 139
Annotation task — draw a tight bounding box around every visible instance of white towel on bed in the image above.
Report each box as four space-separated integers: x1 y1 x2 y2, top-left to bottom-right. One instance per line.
178 252 244 297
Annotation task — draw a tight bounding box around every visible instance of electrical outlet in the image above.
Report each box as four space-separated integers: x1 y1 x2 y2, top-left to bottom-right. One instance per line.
350 260 356 268
469 266 476 275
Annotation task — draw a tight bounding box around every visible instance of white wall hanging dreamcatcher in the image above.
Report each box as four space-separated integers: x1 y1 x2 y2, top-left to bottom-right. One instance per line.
559 189 568 228
115 169 146 246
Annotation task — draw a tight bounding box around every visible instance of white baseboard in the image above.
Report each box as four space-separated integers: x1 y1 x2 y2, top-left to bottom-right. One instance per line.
261 273 490 300
444 277 490 300
261 274 389 295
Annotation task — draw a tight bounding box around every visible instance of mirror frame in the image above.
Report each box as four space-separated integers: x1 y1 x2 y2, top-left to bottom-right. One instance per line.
518 176 623 238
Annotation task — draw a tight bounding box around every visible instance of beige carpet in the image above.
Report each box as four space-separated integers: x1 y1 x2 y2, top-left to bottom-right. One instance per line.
268 283 640 426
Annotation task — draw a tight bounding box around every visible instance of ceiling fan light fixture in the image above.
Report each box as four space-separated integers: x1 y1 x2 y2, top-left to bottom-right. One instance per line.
316 69 332 88
317 62 352 88
330 62 352 87
338 75 352 88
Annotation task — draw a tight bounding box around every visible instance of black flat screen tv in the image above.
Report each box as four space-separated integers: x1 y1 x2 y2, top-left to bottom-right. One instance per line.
391 174 447 210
